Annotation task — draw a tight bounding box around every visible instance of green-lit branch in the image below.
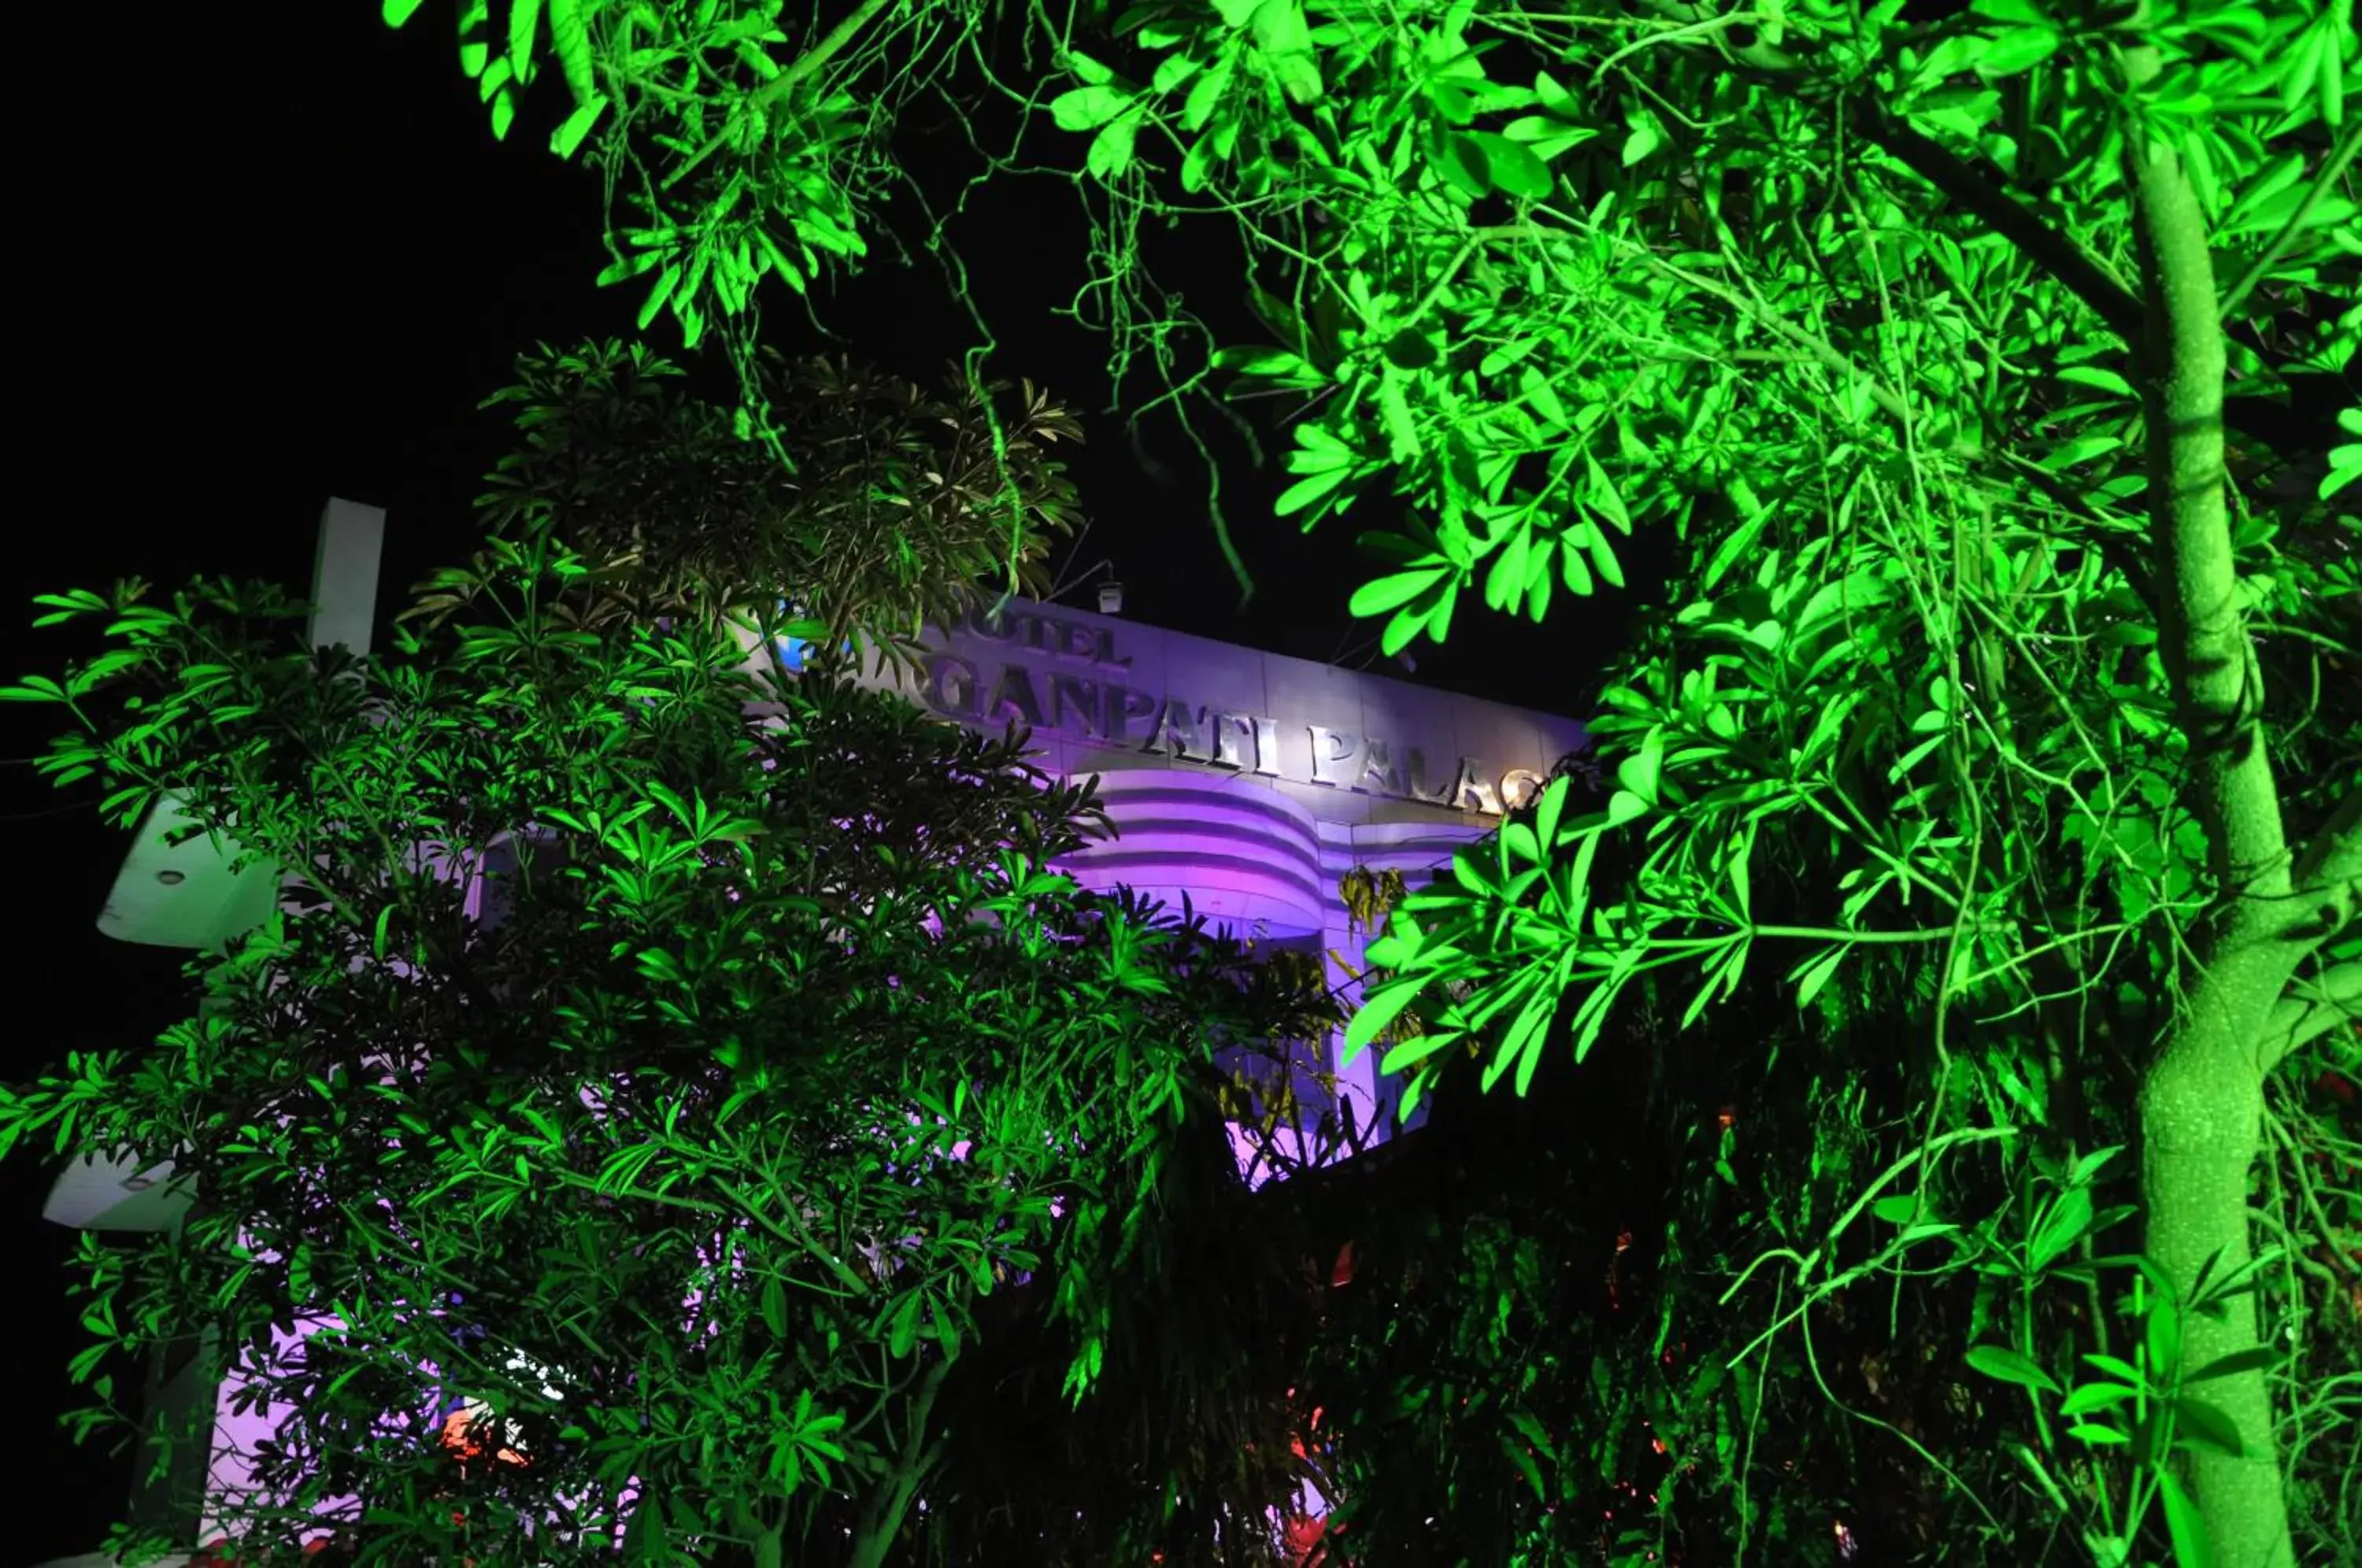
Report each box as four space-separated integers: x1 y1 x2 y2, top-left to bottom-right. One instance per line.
665 0 905 192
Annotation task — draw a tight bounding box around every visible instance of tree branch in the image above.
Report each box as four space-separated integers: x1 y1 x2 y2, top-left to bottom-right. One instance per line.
665 0 903 191
1851 106 2141 343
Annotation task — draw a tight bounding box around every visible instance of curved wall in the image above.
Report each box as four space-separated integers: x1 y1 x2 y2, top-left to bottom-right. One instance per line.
1057 770 1327 940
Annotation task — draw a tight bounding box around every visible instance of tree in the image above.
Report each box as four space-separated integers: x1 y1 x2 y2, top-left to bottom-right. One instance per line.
340 2 2362 1560
469 340 1084 661
0 357 1331 1566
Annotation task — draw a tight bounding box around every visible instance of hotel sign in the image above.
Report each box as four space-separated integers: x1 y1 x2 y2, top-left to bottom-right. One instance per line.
875 604 1549 816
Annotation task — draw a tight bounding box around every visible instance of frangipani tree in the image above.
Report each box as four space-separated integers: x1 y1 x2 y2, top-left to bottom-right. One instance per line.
362 1 2362 1560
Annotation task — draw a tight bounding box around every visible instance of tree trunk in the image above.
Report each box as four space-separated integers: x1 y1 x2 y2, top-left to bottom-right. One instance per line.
2124 55 2301 1568
846 1356 950 1568
2140 955 2293 1568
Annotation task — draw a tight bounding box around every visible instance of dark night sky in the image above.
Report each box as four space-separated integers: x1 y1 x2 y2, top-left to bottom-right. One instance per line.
5 6 1631 1548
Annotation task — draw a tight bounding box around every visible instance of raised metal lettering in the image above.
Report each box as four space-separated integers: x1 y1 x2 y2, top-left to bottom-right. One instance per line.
1048 675 1104 737
1309 727 1361 786
1452 759 1502 815
924 653 982 719
986 665 1044 728
1251 716 1281 777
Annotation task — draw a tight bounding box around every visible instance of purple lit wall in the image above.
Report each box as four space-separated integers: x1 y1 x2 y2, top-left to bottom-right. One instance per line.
822 597 1590 1152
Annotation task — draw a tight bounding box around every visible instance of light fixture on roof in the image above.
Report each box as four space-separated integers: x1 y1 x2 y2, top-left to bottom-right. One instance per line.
1098 581 1124 615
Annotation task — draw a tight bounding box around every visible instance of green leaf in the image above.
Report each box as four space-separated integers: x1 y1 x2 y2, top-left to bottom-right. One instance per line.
1499 116 1598 161
1511 975 1563 1096
1383 329 1441 370
383 0 426 24
1583 455 1630 531
1613 730 1662 805
1964 1343 2061 1394
1251 0 1323 105
490 84 516 142
2041 434 2123 471
1519 364 1569 427
887 1292 921 1358
508 0 542 83
1871 1193 1923 1225
0 674 69 703
1975 27 2060 78
1585 523 1623 588
550 94 608 159
1498 1429 1547 1500
1379 1026 1464 1076
1276 467 1352 517
1789 946 1846 1011
1350 568 1448 618
2157 1468 2212 1568
2057 1381 2138 1417
1052 85 1133 131
1702 510 1766 592
1343 976 1427 1065
1430 127 1491 198
1386 593 1441 660
1620 113 1661 166
1560 535 1595 595
638 263 683 330
548 0 595 104
2171 1396 2244 1458
596 248 665 289
1379 377 1422 461
2056 364 2134 397
2064 1144 2122 1189
2008 1440 2072 1512
2028 1186 2096 1273
1088 111 1141 179
2082 1352 2145 1385
1469 132 1552 198
2183 1344 2277 1384
1062 49 1116 86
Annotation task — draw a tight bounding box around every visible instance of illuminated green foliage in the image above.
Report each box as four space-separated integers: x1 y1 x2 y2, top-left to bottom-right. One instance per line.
0 491 1325 1564
455 340 1085 673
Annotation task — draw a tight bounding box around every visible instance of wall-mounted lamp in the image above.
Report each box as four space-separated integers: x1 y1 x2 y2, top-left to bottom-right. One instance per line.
1098 582 1125 615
